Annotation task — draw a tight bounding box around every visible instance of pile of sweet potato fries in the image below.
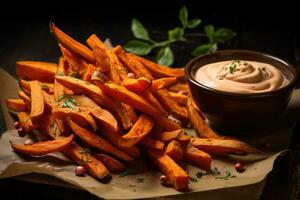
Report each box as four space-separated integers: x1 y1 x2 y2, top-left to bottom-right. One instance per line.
5 23 262 190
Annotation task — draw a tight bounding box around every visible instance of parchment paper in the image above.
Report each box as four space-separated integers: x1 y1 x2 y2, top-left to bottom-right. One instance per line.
1 67 300 200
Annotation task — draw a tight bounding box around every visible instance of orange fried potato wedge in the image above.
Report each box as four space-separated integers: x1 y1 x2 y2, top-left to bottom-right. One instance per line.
50 22 95 63
119 114 154 147
147 150 189 190
10 134 74 156
16 61 57 83
94 153 126 172
184 146 212 171
67 119 133 162
165 140 184 162
30 81 44 123
151 77 177 90
122 77 151 93
141 137 165 151
5 99 27 112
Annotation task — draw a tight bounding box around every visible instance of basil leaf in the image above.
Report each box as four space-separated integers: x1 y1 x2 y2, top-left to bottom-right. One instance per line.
187 19 201 29
214 28 237 43
191 43 217 56
179 6 188 27
156 46 174 66
124 40 153 55
168 27 184 41
204 25 215 43
131 18 150 41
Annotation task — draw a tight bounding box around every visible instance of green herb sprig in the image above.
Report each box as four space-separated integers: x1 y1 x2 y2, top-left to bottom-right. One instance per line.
124 6 236 66
215 171 236 180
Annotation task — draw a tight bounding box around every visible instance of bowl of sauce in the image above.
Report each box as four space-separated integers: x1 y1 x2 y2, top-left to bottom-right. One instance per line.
185 50 298 134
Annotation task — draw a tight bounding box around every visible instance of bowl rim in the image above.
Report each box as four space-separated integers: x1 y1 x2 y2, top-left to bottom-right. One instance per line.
185 49 299 98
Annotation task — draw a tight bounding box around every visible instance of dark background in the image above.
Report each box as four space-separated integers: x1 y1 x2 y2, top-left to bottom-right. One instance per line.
0 1 300 199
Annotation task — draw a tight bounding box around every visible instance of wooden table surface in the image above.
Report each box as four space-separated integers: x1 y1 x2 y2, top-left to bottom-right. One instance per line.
0 2 299 199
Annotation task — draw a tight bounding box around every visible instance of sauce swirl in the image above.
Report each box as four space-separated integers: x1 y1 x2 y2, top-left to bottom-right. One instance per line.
195 60 288 93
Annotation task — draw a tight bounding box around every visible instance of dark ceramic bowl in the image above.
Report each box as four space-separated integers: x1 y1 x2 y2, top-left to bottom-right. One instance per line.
185 50 298 135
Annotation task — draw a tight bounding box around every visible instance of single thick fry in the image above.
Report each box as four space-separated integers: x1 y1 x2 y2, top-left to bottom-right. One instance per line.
122 77 151 93
16 61 57 82
101 127 140 158
190 138 263 155
30 81 44 123
18 91 31 110
119 114 154 147
5 99 27 112
186 96 221 139
141 137 165 151
141 90 168 116
41 91 55 111
135 55 184 79
165 140 184 162
67 119 133 161
113 46 153 80
168 82 189 93
50 23 95 63
94 153 126 172
151 77 177 90
184 146 212 171
17 112 36 132
11 134 74 156
62 143 111 181
40 114 62 139
83 64 96 82
92 73 180 131
168 91 188 105
147 150 189 190
19 80 54 95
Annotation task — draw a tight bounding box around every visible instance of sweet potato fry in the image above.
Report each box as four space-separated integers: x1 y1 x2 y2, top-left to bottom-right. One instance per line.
147 150 189 190
135 55 184 79
94 153 126 172
141 137 165 151
92 73 180 131
5 99 27 112
186 96 221 139
41 91 54 111
176 131 191 147
119 114 154 147
40 114 62 139
19 80 54 95
87 35 122 83
11 134 74 156
62 142 111 181
153 89 189 123
168 82 189 93
122 77 151 93
184 146 212 171
151 77 177 90
168 91 188 105
67 119 133 161
17 112 37 132
141 90 168 116
83 64 96 82
71 95 118 132
30 81 44 123
165 140 184 162
101 127 140 158
50 22 95 63
113 46 153 80
191 138 263 156
18 91 31 110
55 76 132 129
16 61 57 83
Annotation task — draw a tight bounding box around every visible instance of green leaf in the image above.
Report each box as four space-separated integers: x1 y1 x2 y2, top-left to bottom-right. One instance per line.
156 46 174 66
179 6 188 27
204 25 215 43
214 28 237 43
168 27 184 41
131 18 150 41
187 19 201 29
191 43 217 56
124 40 153 55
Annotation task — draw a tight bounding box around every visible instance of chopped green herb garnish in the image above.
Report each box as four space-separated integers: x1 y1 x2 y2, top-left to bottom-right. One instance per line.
119 169 135 177
70 72 80 78
189 176 198 182
55 95 65 103
215 171 236 180
196 171 209 178
227 59 240 74
61 96 80 109
137 177 144 183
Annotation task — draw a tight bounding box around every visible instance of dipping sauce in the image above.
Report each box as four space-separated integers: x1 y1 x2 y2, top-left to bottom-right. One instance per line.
194 60 289 93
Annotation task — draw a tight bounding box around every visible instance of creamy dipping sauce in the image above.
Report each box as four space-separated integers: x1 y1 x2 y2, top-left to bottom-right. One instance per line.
195 60 289 93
